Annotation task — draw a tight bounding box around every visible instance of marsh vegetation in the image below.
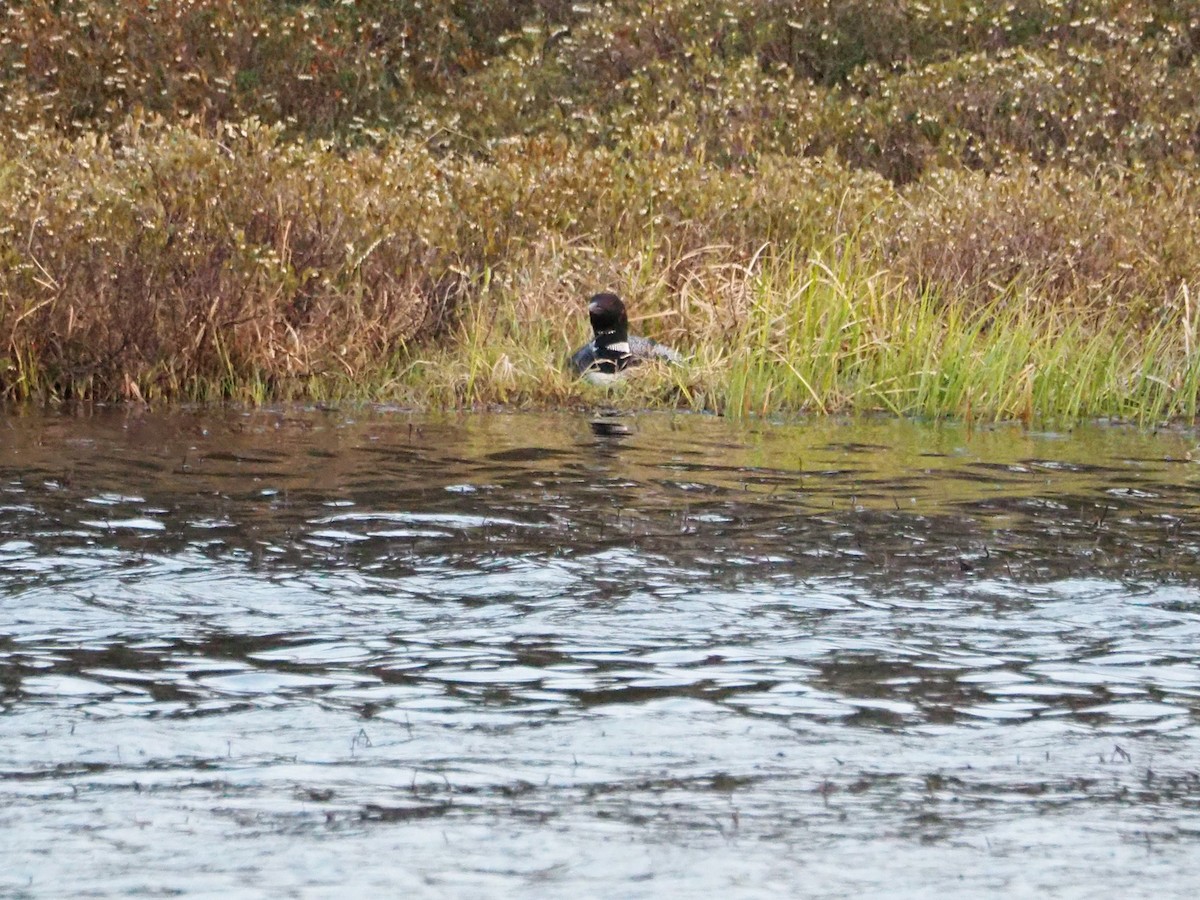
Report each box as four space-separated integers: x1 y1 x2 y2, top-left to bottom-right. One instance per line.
1 1 1198 419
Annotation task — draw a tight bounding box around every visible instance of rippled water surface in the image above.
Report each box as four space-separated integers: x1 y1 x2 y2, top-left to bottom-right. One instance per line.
4 408 1200 897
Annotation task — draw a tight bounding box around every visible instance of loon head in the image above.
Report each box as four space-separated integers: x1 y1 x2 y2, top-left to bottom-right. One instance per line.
587 293 629 345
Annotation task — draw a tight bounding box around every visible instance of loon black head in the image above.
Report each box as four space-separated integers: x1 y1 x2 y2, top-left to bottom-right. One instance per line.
588 292 629 345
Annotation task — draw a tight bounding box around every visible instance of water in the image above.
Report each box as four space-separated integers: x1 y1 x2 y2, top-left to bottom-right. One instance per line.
3 408 1200 897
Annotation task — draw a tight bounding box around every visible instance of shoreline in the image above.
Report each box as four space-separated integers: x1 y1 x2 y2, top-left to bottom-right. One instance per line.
3 4 1197 422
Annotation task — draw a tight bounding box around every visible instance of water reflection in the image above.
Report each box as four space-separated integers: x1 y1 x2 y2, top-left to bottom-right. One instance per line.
3 409 1200 895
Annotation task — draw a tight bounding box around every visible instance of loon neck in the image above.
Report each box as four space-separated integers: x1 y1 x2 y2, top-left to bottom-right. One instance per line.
594 328 629 350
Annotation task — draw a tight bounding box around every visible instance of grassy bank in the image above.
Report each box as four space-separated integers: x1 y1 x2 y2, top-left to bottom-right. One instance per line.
2 1 1198 420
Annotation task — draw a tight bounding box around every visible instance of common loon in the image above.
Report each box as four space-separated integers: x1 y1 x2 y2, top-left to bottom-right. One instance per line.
568 293 681 381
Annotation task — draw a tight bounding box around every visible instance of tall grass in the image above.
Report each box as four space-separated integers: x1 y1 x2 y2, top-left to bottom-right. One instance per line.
376 245 1200 424
706 257 1200 423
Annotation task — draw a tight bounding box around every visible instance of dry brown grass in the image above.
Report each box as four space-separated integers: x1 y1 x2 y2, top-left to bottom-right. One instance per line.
0 119 468 400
